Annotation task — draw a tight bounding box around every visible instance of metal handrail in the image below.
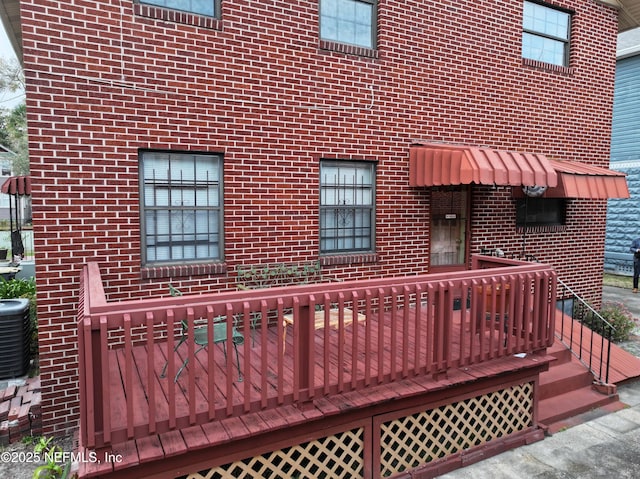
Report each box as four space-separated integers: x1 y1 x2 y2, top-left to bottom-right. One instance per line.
556 279 615 384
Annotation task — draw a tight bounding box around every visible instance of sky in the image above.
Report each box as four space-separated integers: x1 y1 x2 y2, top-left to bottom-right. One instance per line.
0 21 25 110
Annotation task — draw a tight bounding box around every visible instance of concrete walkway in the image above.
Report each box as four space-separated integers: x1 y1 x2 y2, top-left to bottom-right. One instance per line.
439 380 640 478
438 285 640 478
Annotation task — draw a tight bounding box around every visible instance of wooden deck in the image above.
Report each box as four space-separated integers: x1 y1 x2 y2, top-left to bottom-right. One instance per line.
77 258 559 478
80 308 553 478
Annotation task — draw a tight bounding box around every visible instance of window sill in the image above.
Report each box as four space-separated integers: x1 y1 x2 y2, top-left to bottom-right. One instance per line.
516 225 566 233
319 40 378 59
522 58 573 75
141 262 227 280
134 3 222 30
319 253 378 266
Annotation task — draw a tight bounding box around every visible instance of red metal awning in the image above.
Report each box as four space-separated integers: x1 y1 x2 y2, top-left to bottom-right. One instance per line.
1 176 31 196
545 160 629 199
409 143 558 188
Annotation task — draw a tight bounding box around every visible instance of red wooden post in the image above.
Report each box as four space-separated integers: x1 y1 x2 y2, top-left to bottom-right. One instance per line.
90 326 104 446
296 301 313 405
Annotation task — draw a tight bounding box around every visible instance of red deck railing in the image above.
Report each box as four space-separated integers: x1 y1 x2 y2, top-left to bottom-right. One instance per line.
78 256 556 449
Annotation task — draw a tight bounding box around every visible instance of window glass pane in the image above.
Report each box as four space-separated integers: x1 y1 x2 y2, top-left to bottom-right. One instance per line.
321 0 338 15
141 0 215 17
320 0 374 49
355 24 372 49
524 2 569 39
170 156 195 182
522 32 565 65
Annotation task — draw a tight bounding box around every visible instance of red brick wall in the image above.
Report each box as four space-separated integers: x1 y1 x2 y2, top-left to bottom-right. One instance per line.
19 0 618 435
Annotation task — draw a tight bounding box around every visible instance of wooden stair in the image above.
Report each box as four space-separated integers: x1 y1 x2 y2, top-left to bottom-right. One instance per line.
538 341 623 433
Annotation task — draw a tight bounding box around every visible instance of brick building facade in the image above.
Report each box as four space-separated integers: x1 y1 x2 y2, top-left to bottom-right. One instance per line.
16 0 624 436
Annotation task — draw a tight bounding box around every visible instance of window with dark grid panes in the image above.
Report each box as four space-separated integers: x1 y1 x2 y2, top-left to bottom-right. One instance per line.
140 151 222 265
320 160 375 254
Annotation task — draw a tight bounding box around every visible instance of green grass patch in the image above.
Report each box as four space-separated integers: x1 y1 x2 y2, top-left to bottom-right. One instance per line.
603 273 633 289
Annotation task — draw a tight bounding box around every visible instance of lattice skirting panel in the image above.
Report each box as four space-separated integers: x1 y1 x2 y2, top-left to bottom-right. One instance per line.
179 381 533 479
378 382 534 477
184 427 365 479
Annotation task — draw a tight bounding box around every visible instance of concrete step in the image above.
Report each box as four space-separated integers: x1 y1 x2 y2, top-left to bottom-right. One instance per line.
538 385 619 431
545 340 573 366
539 359 594 400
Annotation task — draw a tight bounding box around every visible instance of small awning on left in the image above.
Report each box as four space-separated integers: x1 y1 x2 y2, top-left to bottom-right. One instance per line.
1 176 31 196
409 143 558 188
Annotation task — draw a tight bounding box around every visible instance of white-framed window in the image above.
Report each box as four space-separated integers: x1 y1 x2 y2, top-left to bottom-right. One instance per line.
320 0 376 49
522 1 571 67
320 160 375 253
140 151 223 265
139 0 219 17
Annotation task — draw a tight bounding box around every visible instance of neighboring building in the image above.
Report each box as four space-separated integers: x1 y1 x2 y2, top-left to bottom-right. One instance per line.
0 146 31 261
0 145 16 221
605 27 640 274
1 0 639 477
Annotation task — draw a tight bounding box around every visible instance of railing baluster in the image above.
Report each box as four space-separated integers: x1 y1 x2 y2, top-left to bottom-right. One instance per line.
99 316 110 445
337 292 345 392
242 301 251 413
187 308 197 423
260 300 269 409
351 291 360 389
377 287 385 384
390 287 398 380
166 309 177 428
205 305 215 421
123 314 134 439
402 286 410 378
276 298 285 404
426 283 435 374
323 293 331 395
146 312 156 434
364 289 373 386
308 294 317 399
414 284 423 374
224 305 234 417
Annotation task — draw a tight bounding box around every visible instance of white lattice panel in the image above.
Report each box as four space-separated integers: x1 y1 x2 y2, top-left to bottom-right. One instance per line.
185 427 365 479
379 382 533 477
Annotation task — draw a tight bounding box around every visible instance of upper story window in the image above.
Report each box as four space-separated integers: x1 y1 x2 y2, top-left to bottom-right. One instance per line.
522 1 571 67
140 151 223 265
320 160 375 254
320 0 376 49
139 0 219 17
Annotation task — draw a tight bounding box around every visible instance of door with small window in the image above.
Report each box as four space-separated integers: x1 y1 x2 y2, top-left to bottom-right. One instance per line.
430 187 469 271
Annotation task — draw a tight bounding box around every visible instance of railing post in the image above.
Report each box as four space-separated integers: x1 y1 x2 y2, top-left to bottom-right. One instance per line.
296 302 313 406
90 327 104 444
